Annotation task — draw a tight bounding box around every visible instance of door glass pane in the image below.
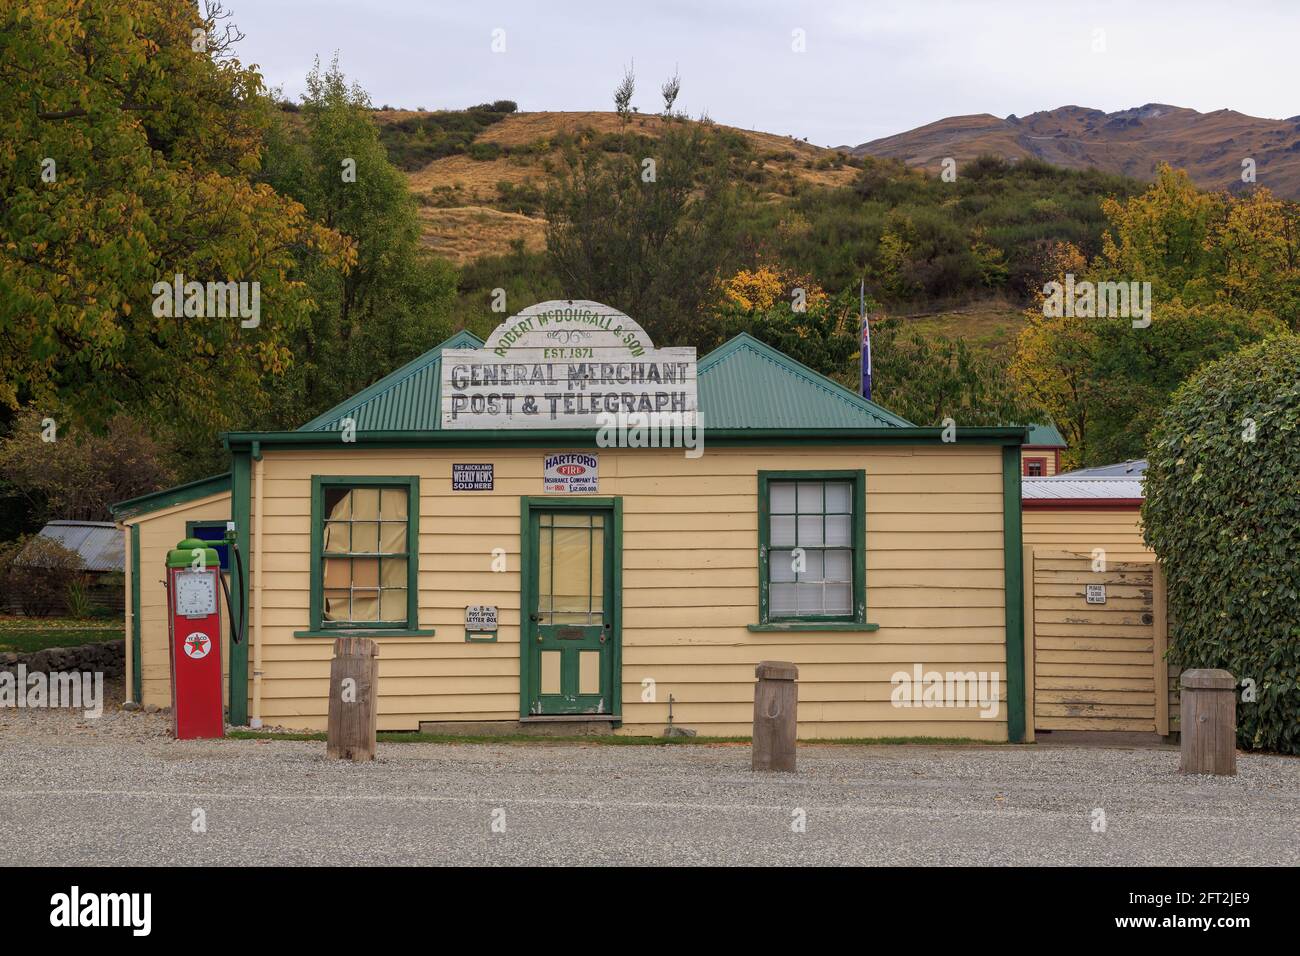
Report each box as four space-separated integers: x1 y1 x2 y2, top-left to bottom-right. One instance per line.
579 651 601 695
537 513 604 625
540 651 562 695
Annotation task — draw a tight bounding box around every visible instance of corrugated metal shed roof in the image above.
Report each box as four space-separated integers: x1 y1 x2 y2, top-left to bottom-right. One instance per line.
1022 477 1145 500
1057 459 1147 478
298 329 912 432
26 521 124 571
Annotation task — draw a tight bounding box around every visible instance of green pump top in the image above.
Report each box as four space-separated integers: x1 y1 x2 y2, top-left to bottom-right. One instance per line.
166 537 220 570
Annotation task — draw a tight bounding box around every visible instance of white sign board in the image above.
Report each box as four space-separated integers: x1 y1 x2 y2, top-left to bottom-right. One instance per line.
440 301 697 429
1085 584 1107 605
465 605 498 632
544 453 599 494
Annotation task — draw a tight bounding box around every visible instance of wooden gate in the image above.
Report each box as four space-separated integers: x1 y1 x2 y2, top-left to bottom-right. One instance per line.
1023 549 1169 737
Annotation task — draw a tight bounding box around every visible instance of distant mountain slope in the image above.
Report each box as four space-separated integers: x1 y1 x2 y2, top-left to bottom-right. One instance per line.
850 104 1300 198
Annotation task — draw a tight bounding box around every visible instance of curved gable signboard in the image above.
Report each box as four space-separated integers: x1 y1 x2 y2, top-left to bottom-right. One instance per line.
440 300 697 429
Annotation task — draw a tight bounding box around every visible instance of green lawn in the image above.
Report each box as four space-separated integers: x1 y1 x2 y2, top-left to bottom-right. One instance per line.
0 616 124 654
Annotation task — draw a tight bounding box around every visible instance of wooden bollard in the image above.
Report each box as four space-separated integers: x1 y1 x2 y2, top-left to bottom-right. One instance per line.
752 661 798 772
327 637 379 761
1179 669 1236 776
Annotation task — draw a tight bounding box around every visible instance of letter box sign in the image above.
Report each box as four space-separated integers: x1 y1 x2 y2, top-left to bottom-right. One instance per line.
544 453 598 494
440 300 697 429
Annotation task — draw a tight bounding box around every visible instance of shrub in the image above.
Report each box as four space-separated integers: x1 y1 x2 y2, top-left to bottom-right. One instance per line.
1142 335 1300 754
0 535 87 617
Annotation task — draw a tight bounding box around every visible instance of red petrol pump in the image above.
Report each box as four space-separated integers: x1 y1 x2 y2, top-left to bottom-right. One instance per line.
165 537 225 739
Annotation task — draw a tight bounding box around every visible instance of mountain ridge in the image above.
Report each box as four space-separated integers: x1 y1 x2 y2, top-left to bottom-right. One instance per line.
849 103 1300 198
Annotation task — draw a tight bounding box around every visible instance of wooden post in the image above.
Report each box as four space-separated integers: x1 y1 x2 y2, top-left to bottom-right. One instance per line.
327 637 379 761
752 661 798 772
1179 669 1236 776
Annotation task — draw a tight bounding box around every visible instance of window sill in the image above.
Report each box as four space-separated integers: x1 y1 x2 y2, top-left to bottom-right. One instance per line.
293 628 436 639
747 622 880 633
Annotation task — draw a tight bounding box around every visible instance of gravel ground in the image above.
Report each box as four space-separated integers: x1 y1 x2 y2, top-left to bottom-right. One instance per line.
1 699 1297 866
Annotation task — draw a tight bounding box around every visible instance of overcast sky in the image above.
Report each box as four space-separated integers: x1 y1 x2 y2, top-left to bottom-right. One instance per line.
229 0 1300 147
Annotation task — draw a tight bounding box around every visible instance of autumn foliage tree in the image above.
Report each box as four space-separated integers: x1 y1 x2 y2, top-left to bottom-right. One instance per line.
0 0 351 453
1012 167 1296 466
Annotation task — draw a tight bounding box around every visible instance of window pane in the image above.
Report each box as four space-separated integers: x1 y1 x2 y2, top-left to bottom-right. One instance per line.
797 514 824 547
352 488 380 520
380 487 407 519
824 549 852 582
825 482 851 513
796 583 825 613
770 550 796 583
800 549 824 582
379 588 406 622
352 590 379 622
323 589 349 621
551 526 590 615
770 482 796 514
796 481 822 513
323 522 350 553
770 583 797 615
322 557 350 589
379 522 407 553
325 488 351 520
351 521 380 553
825 583 852 615
825 514 852 547
352 557 379 588
770 514 796 548
380 557 407 588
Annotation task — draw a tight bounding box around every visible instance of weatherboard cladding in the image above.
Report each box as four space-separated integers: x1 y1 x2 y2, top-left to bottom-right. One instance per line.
298 330 911 433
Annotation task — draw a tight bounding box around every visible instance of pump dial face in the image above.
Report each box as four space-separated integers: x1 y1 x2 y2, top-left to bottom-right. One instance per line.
175 569 217 618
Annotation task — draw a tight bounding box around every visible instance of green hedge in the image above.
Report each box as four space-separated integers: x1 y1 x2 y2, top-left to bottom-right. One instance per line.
1143 335 1300 754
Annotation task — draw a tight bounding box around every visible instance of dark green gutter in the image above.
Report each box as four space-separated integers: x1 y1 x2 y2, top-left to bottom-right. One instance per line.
223 427 1030 451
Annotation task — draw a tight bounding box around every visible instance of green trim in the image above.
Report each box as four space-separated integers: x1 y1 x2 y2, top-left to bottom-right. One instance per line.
756 470 868 627
295 629 435 638
111 472 231 520
747 622 880 632
129 524 141 703
1002 445 1026 743
224 427 1030 452
308 476 421 633
518 497 622 721
228 453 250 725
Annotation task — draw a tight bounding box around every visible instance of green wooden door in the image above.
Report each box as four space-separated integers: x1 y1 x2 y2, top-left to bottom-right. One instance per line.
525 509 613 716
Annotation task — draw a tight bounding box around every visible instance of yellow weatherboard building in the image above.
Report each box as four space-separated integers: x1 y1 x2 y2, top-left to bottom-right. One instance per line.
113 301 1034 741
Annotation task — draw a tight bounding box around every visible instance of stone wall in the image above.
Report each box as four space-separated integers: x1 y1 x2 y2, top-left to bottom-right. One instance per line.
0 640 125 678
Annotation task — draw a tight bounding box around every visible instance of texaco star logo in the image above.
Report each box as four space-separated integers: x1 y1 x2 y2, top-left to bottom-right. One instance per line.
183 632 211 660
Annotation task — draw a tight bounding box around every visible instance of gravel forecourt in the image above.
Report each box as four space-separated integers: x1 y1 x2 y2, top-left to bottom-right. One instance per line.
1 699 1297 866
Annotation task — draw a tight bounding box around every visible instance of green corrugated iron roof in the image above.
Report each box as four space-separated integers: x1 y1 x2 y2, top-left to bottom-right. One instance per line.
1022 423 1066 447
297 329 911 432
298 329 484 432
696 333 911 428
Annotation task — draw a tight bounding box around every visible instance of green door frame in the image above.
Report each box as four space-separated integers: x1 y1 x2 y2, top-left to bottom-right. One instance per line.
518 496 622 721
